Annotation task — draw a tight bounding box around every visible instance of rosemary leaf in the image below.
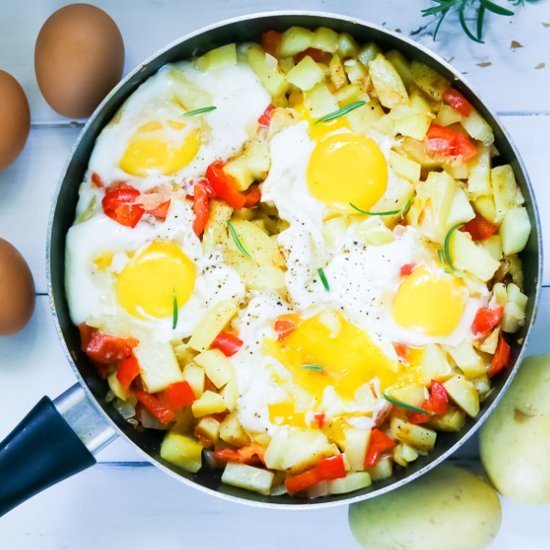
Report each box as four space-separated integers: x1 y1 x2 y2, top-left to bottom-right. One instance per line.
315 101 366 124
444 222 466 271
172 288 179 330
318 267 330 292
227 220 252 259
480 0 514 16
350 198 411 218
182 106 217 117
301 364 325 372
384 392 435 415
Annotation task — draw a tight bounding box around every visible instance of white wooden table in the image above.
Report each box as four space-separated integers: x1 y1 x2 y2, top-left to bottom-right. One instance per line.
1 1 550 548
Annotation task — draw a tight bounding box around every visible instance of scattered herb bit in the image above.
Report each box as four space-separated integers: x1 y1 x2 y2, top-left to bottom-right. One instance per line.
510 40 523 49
182 106 217 117
301 364 325 372
535 62 546 69
443 222 466 272
543 22 550 28
172 288 179 330
384 392 435 415
315 101 366 124
227 220 251 259
350 198 411 219
317 267 330 292
477 61 493 68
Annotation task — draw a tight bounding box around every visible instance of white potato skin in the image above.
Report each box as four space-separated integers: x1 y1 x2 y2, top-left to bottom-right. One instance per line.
348 465 501 550
480 355 550 504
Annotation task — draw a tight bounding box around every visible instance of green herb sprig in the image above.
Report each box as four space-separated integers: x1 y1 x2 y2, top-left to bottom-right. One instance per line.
172 288 179 330
317 267 330 292
384 392 435 415
182 106 217 117
301 364 325 372
315 101 366 124
227 220 252 259
350 198 411 219
438 223 466 278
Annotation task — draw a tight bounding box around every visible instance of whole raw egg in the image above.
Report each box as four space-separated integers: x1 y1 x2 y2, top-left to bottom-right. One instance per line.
34 3 124 118
0 70 30 169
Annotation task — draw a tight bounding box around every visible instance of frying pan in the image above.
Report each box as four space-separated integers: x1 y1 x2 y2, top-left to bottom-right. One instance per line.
0 11 542 515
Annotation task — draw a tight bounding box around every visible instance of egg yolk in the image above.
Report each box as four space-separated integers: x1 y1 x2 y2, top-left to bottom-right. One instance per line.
265 311 399 406
392 267 466 337
306 133 388 211
120 120 200 176
116 241 195 319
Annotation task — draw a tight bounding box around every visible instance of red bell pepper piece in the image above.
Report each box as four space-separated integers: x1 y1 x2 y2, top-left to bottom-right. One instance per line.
80 325 139 365
243 184 262 207
400 263 416 277
116 355 140 393
134 389 176 425
364 429 396 468
285 455 346 494
461 214 498 241
409 380 449 424
393 342 410 362
144 200 171 220
91 172 105 188
102 184 145 228
471 306 504 336
205 160 246 209
274 318 296 342
158 381 196 411
258 103 275 128
453 132 478 162
488 335 511 377
443 88 474 117
212 443 266 465
211 331 244 357
261 30 282 57
192 180 211 236
424 124 478 162
294 48 332 63
408 401 434 425
312 412 325 429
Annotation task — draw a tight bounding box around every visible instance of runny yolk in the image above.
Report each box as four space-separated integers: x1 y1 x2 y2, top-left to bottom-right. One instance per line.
116 241 195 319
119 120 200 176
306 133 388 212
392 266 466 337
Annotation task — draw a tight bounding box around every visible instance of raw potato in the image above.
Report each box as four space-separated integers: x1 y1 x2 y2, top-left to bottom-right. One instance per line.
480 355 550 504
349 465 502 550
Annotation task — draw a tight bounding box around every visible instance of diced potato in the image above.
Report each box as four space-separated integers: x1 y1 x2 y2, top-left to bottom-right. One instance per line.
221 378 239 411
450 230 501 282
500 206 531 255
244 140 270 179
223 155 254 191
221 462 274 496
224 251 286 290
107 371 128 401
195 43 237 71
183 363 205 398
202 200 233 252
462 109 494 146
444 374 480 417
337 32 359 58
478 328 500 354
168 68 212 110
409 91 432 116
194 349 234 389
328 472 372 495
358 41 381 66
421 345 454 383
194 416 221 444
311 26 339 53
344 58 367 85
279 26 314 57
389 150 421 182
399 136 441 169
329 54 348 89
246 44 288 97
472 375 492 397
277 430 334 473
427 406 466 432
410 60 450 101
356 217 396 246
385 50 413 87
393 443 419 467
491 164 523 222
391 105 431 140
225 218 283 266
446 186 476 227
467 146 491 197
344 428 371 471
134 340 183 393
390 417 437 452
191 390 227 418
346 100 384 133
188 300 238 352
474 195 498 224
447 341 486 378
323 215 350 245
286 55 325 91
365 455 393 481
369 54 409 109
160 431 202 473
444 160 469 181
305 83 339 118
481 235 502 262
390 384 426 408
422 170 457 243
264 431 288 470
502 283 528 333
508 254 524 287
219 412 250 447
435 104 462 127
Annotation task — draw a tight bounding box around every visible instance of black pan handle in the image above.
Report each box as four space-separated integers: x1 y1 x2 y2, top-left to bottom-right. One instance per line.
0 385 117 517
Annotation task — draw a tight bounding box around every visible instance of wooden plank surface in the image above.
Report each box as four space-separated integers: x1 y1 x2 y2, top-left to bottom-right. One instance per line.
1 0 550 548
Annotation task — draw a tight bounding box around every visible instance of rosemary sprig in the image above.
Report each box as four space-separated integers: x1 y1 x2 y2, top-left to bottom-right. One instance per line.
383 392 435 415
422 0 515 42
314 101 366 124
227 220 251 259
172 288 179 330
317 267 330 292
182 105 217 117
350 198 411 219
444 222 466 271
301 364 325 372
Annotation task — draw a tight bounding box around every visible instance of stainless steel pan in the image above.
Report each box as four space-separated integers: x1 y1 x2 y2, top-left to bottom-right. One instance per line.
0 11 542 515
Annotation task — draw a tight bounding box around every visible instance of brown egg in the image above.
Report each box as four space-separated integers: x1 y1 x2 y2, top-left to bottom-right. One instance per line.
0 70 30 170
0 239 35 335
35 3 124 118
